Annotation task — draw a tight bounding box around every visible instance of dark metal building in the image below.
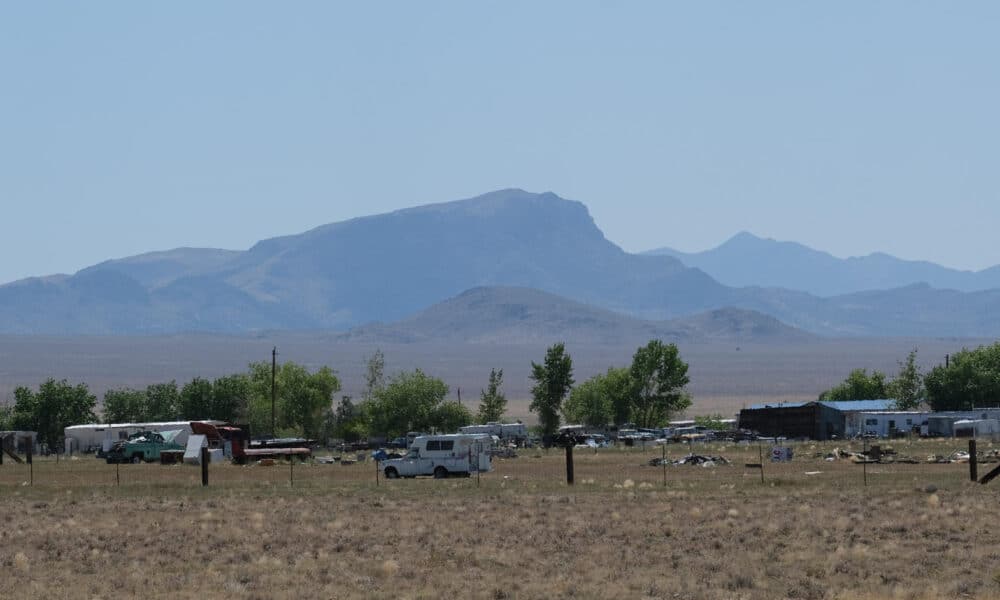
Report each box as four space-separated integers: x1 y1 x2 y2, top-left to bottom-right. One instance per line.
738 401 847 440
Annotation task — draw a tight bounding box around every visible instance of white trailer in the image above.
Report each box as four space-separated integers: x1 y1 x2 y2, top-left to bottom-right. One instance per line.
64 420 226 454
459 422 528 443
953 419 1000 440
380 434 493 479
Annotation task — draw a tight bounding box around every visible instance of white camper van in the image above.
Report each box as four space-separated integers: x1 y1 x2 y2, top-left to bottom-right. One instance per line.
381 434 492 479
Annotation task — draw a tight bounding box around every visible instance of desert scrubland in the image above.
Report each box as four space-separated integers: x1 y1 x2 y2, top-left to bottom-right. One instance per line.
2 438 998 599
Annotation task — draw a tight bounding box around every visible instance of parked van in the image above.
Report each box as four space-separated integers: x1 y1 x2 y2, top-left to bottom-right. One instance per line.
381 434 493 479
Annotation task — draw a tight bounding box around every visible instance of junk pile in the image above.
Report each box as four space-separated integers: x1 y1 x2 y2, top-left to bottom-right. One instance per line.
933 451 969 464
489 446 518 459
648 454 730 467
819 446 920 464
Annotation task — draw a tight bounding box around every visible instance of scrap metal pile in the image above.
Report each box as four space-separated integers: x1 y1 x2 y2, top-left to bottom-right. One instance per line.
648 454 730 467
817 446 999 465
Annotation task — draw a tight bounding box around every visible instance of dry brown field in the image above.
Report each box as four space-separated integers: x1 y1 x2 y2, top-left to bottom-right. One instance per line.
3 438 999 599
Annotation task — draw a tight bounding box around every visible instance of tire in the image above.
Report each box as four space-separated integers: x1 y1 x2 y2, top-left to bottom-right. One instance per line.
433 466 448 479
384 467 399 479
131 454 143 464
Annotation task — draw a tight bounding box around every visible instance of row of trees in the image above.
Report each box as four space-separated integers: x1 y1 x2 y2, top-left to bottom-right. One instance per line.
819 342 1000 412
0 348 512 451
101 362 342 439
5 341 690 449
529 340 692 438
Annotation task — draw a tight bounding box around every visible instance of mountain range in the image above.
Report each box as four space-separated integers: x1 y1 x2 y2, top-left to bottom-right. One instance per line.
336 286 815 344
2 189 999 338
646 232 1000 297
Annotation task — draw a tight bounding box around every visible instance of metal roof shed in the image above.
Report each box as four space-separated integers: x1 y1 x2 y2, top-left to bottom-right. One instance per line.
738 402 845 440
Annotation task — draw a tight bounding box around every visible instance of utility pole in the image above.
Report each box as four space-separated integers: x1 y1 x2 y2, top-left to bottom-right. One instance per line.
271 346 277 438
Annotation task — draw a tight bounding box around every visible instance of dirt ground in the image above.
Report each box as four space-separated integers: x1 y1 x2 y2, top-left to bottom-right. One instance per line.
2 440 999 599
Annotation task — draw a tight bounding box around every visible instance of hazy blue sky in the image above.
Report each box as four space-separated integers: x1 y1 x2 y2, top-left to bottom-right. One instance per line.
2 2 999 284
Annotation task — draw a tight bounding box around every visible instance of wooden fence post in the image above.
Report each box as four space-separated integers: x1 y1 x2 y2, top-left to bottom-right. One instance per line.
970 439 978 482
565 444 574 485
662 444 667 487
201 446 209 487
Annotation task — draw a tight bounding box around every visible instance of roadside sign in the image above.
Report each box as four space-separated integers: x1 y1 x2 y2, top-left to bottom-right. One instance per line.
770 446 793 462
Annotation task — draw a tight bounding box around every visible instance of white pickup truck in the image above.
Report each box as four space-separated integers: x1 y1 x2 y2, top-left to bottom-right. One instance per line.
381 434 493 479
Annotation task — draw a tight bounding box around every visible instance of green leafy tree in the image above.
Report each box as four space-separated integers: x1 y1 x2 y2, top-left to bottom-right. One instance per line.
11 379 97 450
529 343 574 440
602 367 634 427
0 403 11 430
283 364 340 439
477 368 507 424
179 377 214 420
102 388 147 423
364 349 385 401
818 369 888 401
144 381 180 421
432 401 473 433
367 369 450 438
563 375 612 428
887 348 925 410
210 374 250 423
247 361 341 438
925 343 1000 411
333 396 368 442
629 340 691 428
694 414 729 431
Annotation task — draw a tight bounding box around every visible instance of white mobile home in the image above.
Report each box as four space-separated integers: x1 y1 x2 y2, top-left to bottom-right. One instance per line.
64 420 226 454
849 412 928 438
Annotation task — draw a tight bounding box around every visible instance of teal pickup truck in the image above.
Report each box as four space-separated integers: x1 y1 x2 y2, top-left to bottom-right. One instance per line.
106 430 184 464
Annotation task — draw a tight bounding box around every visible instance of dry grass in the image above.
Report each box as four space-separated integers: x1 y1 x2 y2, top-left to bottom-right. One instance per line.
2 439 999 599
